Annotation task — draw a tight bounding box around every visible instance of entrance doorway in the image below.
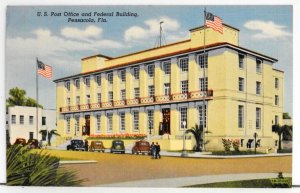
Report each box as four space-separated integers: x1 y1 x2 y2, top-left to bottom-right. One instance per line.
83 115 90 135
159 108 170 135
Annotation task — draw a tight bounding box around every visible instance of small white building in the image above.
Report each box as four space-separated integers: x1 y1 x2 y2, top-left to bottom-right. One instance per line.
6 106 56 144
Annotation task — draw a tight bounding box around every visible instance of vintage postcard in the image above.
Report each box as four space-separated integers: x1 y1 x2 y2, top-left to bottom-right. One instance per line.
5 5 293 189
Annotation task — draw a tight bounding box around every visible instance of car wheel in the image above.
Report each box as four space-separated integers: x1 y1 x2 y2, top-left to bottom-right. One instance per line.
102 150 105 153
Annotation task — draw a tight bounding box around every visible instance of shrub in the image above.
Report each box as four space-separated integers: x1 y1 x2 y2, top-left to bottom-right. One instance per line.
7 145 85 186
222 138 232 151
232 139 240 152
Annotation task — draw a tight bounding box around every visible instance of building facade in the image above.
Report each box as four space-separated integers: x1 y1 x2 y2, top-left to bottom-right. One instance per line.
54 24 284 151
6 106 56 144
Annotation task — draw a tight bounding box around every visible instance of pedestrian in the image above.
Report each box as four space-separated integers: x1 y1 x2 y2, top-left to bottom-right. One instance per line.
155 142 161 159
84 140 89 151
150 142 155 159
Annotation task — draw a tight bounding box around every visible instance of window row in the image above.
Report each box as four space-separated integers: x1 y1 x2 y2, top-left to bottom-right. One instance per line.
238 53 262 73
11 115 46 125
64 54 209 91
238 106 261 129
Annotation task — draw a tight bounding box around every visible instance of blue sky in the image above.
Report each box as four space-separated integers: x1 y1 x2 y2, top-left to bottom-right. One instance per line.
5 5 293 115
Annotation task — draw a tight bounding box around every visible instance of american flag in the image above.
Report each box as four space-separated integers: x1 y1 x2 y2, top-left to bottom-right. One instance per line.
37 59 52 79
205 12 223 34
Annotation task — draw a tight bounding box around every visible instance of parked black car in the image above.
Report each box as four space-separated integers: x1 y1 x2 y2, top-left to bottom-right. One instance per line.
110 140 125 154
67 139 86 151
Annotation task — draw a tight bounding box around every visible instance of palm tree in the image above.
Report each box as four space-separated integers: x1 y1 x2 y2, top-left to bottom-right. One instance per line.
186 124 209 152
7 145 84 186
39 129 60 146
272 124 292 150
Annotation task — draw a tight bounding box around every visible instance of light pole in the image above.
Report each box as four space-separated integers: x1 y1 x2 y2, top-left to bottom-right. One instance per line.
181 120 188 157
254 132 258 154
148 120 152 140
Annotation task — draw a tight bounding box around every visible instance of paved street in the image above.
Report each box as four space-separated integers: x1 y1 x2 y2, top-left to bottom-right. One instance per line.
42 149 292 187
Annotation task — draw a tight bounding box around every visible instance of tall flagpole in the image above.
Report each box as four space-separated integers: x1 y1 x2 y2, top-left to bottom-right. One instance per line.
36 58 39 140
202 8 207 151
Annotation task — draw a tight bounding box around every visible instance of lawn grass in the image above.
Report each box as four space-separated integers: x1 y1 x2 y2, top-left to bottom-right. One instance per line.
185 178 292 188
277 149 292 153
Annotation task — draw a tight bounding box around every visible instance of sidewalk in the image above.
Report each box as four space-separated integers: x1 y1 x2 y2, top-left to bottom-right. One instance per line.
98 173 292 187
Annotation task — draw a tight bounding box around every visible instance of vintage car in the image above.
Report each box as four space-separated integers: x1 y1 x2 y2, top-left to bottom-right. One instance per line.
89 141 105 152
27 139 39 149
13 138 27 146
132 140 151 155
110 140 125 154
67 139 86 151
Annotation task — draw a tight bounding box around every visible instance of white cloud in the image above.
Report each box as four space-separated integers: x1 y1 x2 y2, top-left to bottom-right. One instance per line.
61 25 103 41
244 20 292 40
124 16 184 43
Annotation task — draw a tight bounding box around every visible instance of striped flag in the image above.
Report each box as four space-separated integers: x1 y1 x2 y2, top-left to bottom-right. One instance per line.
205 11 223 34
37 59 52 79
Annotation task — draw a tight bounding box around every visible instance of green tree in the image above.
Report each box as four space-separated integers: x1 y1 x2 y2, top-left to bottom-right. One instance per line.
283 112 291 119
7 145 84 186
39 129 60 146
6 87 43 108
272 124 292 150
185 124 210 152
6 87 26 106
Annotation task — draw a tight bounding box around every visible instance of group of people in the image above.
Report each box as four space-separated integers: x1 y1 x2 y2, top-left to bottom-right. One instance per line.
150 142 161 159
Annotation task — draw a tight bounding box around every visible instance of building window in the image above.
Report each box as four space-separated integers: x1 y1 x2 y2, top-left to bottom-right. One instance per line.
119 112 125 132
107 72 113 84
239 54 245 69
275 78 279 89
275 95 279 106
65 81 70 91
180 107 188 129
256 81 261 95
163 61 171 75
238 105 244 128
29 116 34 125
120 69 126 82
121 89 126 100
198 105 207 128
76 96 80 105
275 115 279 125
85 77 90 87
75 79 80 89
181 80 188 94
11 115 16 124
147 110 154 132
198 53 208 68
133 67 139 79
134 88 140 99
238 77 244 91
97 93 101 103
86 95 90 104
96 114 101 133
67 98 70 106
96 75 101 86
148 64 155 78
164 83 170 96
66 116 70 133
179 57 189 72
108 92 113 102
148 85 155 97
75 115 80 133
256 108 261 129
42 117 46 125
20 115 24 125
133 111 139 131
256 59 262 73
29 132 34 140
199 77 208 91
107 113 113 132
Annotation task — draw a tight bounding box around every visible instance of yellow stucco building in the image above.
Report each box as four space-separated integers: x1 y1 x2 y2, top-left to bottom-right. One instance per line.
54 23 284 151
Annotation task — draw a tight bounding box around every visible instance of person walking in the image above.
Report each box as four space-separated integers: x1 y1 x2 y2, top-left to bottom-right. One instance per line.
150 142 155 159
155 142 161 159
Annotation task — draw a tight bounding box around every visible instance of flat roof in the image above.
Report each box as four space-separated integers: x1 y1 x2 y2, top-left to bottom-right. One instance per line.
189 23 240 32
